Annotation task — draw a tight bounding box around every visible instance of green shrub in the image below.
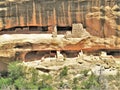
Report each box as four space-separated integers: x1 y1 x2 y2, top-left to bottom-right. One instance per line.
81 73 100 89
0 61 40 89
8 61 24 81
73 78 78 84
29 67 39 85
59 66 68 78
0 77 12 88
14 77 27 89
38 74 53 90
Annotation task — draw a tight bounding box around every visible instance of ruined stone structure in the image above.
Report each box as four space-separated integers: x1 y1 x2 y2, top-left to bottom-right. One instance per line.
72 23 90 38
0 0 120 37
0 0 120 67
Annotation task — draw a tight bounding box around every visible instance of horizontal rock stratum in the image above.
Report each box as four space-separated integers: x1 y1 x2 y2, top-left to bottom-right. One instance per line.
0 34 120 61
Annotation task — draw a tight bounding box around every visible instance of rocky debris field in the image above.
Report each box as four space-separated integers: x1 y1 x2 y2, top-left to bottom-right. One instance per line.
20 51 120 90
22 51 119 76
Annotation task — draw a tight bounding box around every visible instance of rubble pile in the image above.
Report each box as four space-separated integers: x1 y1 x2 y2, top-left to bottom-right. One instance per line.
22 51 118 76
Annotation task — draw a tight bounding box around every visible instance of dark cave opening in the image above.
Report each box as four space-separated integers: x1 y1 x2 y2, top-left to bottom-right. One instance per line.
17 26 49 32
57 26 72 31
0 26 48 34
25 50 57 61
107 50 120 57
29 26 48 31
57 26 72 34
61 50 80 58
24 50 80 61
96 49 120 57
25 51 49 61
80 49 120 58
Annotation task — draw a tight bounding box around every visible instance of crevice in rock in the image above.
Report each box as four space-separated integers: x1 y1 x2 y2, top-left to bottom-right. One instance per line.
36 68 50 73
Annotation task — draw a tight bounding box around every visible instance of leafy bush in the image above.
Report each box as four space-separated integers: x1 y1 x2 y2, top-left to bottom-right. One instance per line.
8 61 24 81
0 61 53 90
81 73 100 89
38 74 53 90
59 66 68 78
0 77 12 88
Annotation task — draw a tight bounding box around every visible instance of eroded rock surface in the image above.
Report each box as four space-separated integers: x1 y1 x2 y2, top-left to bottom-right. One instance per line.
0 0 120 37
86 5 120 37
0 33 119 62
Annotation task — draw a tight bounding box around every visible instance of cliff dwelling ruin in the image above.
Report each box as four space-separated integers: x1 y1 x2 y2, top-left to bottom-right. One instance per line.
0 0 120 65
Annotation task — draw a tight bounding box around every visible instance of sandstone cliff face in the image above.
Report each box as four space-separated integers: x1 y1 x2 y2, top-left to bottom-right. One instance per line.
86 5 120 37
0 34 119 61
0 0 120 37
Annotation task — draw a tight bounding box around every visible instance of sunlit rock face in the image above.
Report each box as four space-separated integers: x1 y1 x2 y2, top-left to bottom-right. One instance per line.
86 5 120 37
0 0 119 37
